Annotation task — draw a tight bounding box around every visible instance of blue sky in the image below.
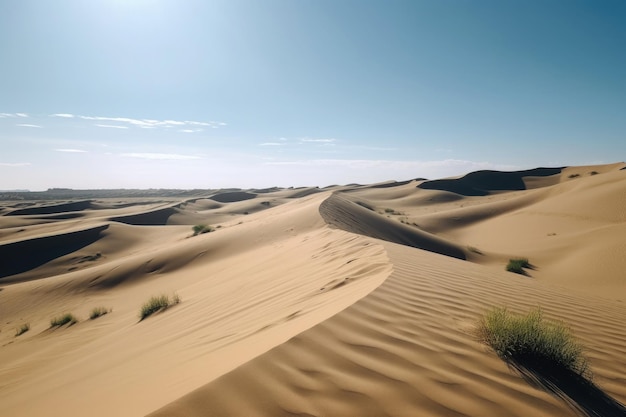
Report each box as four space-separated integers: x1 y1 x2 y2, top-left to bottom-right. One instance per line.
1 0 624 190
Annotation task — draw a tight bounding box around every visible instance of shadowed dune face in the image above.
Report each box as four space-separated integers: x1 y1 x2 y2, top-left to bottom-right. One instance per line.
4 200 93 216
320 193 465 260
418 168 564 196
110 207 177 226
210 191 257 203
0 224 109 281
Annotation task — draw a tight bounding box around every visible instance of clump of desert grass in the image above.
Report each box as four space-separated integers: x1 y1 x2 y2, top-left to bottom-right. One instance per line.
89 307 111 320
506 258 530 275
477 307 590 378
192 224 213 236
139 293 181 321
15 323 30 336
50 313 78 328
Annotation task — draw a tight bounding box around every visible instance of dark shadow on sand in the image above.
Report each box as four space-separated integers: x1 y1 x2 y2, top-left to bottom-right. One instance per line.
0 224 108 281
509 361 626 417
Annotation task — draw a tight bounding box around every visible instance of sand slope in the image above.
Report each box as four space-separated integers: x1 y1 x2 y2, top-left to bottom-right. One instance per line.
152 241 626 417
1 163 625 417
0 192 391 417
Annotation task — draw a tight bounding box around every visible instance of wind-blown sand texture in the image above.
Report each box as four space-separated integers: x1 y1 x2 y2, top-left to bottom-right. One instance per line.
1 163 625 416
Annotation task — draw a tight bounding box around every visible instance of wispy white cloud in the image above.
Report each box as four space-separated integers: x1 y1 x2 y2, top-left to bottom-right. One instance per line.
0 162 31 167
80 116 226 129
50 113 75 118
16 123 42 128
180 128 203 133
300 138 336 143
55 149 88 153
0 113 28 118
121 153 202 160
259 142 284 146
95 124 129 129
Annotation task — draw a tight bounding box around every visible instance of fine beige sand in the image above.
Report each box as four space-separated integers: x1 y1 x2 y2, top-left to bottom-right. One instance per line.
1 163 625 416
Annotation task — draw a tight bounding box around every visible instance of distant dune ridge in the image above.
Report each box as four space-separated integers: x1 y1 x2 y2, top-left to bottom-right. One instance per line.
418 167 565 196
0 162 625 417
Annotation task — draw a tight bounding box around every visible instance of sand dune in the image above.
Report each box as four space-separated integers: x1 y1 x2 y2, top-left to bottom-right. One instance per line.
1 163 625 417
320 193 465 259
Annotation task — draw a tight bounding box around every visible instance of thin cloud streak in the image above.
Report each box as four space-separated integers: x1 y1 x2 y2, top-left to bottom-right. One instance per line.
95 124 129 129
50 113 75 118
80 115 226 129
16 124 42 128
121 153 202 160
300 138 336 143
0 113 28 118
55 149 88 153
0 162 31 167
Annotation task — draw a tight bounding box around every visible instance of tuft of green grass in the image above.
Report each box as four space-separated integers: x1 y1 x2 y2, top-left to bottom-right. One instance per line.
192 224 213 236
89 307 110 320
50 313 78 328
15 323 30 336
477 307 589 377
506 258 530 274
568 173 580 179
589 171 599 176
139 293 181 321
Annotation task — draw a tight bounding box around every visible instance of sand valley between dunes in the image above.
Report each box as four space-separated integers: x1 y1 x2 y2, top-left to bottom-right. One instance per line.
1 163 625 416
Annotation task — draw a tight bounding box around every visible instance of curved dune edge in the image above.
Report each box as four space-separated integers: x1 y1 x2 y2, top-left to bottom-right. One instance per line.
150 241 626 417
320 192 465 260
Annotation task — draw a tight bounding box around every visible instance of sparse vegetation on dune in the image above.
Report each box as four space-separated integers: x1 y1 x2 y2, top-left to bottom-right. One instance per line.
192 224 213 236
89 307 110 320
477 307 590 378
139 293 181 321
50 313 78 328
15 323 30 336
506 258 530 275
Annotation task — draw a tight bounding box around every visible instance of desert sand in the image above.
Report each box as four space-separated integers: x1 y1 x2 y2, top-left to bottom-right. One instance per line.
1 163 625 416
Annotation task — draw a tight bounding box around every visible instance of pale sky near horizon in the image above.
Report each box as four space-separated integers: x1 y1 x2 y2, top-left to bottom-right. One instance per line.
1 0 624 190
